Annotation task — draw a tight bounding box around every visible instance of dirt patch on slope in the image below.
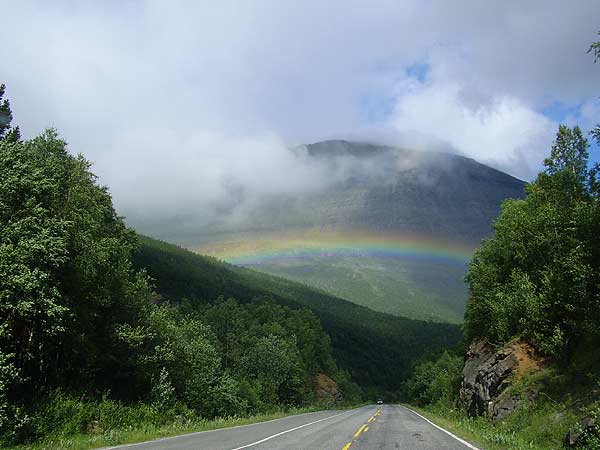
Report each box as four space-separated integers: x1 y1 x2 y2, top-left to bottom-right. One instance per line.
509 339 545 380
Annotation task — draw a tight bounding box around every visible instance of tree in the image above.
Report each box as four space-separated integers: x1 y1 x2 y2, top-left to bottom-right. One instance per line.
0 84 20 143
589 31 600 62
0 131 71 434
0 127 156 440
588 32 600 197
465 125 600 359
404 351 462 406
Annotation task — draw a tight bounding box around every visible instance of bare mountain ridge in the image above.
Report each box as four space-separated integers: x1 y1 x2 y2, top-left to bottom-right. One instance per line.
282 140 527 243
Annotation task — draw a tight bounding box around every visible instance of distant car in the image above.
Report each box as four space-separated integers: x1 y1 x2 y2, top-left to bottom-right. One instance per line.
377 399 383 404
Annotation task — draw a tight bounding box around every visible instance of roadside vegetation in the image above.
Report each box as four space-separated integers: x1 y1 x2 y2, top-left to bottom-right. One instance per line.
0 86 363 448
0 84 458 448
403 124 600 449
10 404 336 450
403 34 600 449
405 347 598 450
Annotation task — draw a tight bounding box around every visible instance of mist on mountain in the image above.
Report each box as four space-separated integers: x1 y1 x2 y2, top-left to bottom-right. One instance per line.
125 140 525 247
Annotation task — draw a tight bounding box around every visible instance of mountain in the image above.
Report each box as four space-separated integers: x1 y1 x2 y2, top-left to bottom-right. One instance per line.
133 235 462 392
301 140 525 240
189 141 526 323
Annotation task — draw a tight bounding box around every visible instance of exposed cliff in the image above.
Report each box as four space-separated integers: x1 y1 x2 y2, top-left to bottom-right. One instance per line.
460 338 544 422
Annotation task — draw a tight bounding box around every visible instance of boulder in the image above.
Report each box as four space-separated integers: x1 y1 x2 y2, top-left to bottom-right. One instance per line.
460 338 543 421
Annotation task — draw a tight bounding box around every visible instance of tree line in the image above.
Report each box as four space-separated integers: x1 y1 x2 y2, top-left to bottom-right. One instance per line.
0 86 356 446
401 32 600 449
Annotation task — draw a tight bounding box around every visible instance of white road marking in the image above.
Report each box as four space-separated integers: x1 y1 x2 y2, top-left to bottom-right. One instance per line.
402 406 481 450
229 411 348 450
101 409 349 449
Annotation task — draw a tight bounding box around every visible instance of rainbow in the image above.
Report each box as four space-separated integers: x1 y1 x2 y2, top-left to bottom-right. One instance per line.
197 230 475 266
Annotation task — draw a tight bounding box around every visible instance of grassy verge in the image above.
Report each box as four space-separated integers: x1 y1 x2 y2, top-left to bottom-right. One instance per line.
407 402 576 450
6 404 364 450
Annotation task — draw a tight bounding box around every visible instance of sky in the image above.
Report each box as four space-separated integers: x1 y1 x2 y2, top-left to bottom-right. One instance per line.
1 1 599 227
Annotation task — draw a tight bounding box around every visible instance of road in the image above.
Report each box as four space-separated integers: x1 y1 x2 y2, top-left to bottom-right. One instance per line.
106 405 480 450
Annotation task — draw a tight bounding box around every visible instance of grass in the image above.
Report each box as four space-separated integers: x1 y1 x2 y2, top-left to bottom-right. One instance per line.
242 255 467 323
407 398 580 450
5 404 361 450
404 360 600 450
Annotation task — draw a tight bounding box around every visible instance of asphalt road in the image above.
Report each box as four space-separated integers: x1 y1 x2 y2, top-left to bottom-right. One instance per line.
107 405 479 450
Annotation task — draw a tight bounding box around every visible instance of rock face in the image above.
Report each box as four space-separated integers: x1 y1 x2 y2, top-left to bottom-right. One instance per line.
314 372 341 405
460 339 542 421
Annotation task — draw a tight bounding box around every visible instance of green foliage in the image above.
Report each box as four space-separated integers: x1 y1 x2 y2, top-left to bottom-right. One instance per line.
0 123 163 443
150 368 176 411
411 366 600 450
0 84 20 143
247 256 467 323
465 125 600 361
573 406 600 450
116 305 222 414
414 399 580 450
29 390 194 444
133 235 462 392
0 127 155 410
404 351 463 406
0 88 359 446
17 403 330 450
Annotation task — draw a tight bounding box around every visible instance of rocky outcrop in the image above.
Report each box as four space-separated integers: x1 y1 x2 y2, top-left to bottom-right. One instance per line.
314 373 341 405
460 339 543 421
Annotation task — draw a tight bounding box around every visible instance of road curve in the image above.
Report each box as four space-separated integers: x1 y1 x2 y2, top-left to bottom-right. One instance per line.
105 405 480 450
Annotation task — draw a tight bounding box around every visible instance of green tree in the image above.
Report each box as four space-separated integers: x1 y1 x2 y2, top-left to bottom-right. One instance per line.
0 84 20 143
0 126 155 440
589 31 600 63
465 126 600 359
404 351 463 406
0 131 71 434
241 334 303 405
588 31 600 198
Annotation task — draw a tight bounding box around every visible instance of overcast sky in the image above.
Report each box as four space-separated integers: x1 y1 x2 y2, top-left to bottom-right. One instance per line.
1 1 599 225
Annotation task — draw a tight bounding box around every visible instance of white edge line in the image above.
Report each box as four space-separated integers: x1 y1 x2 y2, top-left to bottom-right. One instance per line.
229 410 348 450
101 409 349 450
402 406 481 450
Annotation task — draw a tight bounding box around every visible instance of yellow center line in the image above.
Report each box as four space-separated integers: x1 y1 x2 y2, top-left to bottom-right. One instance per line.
341 409 383 449
354 424 367 438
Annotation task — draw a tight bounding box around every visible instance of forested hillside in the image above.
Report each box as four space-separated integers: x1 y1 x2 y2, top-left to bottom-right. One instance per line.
0 86 356 448
0 84 461 448
133 236 462 392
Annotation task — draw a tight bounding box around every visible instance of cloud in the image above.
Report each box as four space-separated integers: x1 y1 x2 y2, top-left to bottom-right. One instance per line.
1 0 599 231
100 129 332 221
389 78 557 179
101 128 418 235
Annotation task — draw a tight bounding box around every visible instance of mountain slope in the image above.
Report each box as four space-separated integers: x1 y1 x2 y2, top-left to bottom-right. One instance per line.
133 235 463 392
188 141 526 323
300 140 526 241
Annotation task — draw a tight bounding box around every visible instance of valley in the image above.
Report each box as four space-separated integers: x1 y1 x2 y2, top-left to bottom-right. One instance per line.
2 6 598 449
181 140 525 325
